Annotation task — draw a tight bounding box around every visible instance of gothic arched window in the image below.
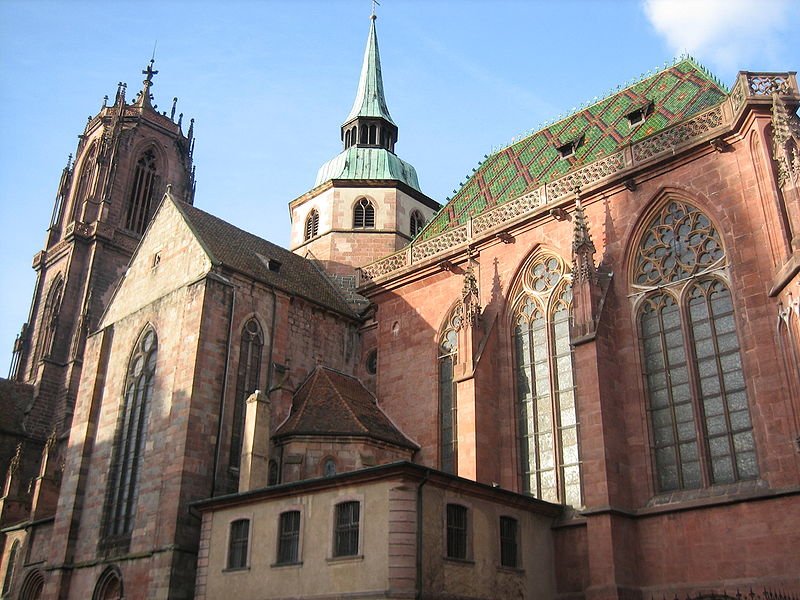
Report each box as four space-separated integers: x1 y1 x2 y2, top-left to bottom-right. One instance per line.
104 328 157 542
633 199 757 492
71 143 97 222
34 277 64 369
92 567 123 600
124 148 160 235
410 210 425 238
304 209 320 241
513 253 580 505
1 540 19 597
18 569 44 600
353 198 375 229
439 307 460 474
230 319 263 469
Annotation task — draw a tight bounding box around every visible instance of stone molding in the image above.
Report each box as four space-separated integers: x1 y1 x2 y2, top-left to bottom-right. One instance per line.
358 71 799 287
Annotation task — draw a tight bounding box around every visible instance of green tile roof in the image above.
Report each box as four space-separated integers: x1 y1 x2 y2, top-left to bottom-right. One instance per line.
419 59 728 240
344 16 395 126
315 146 421 191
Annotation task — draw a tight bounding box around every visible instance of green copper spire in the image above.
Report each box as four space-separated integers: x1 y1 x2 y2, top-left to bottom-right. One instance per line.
344 15 395 126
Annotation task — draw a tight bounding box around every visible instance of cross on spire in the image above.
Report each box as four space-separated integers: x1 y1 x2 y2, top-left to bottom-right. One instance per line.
371 0 380 20
142 59 158 85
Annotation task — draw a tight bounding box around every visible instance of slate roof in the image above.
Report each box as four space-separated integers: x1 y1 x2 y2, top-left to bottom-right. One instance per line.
275 366 417 450
0 379 33 435
173 199 357 318
419 59 728 239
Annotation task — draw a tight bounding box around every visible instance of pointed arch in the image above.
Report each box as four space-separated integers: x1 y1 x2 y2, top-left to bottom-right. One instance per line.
1 540 19 597
18 569 44 600
70 142 98 222
630 196 757 492
33 275 65 370
124 145 162 235
410 210 425 238
509 249 580 505
92 566 123 600
438 303 461 474
230 317 264 469
103 326 158 547
353 198 375 229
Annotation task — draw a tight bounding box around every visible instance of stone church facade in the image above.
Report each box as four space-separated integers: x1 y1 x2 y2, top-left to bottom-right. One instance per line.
1 15 799 600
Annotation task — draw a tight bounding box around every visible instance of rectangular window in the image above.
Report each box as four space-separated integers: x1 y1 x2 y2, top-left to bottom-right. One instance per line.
499 516 518 568
276 511 301 564
227 519 250 569
446 504 468 560
333 501 360 557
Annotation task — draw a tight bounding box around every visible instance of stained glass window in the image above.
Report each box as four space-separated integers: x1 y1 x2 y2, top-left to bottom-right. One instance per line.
513 253 581 506
230 319 263 469
634 200 757 492
104 328 157 543
439 308 460 474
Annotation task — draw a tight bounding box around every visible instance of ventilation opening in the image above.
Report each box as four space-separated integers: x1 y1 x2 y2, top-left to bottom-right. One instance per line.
556 134 584 159
625 101 653 127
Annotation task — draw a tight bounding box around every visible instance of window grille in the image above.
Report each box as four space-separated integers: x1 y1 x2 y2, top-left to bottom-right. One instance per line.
333 501 360 557
446 504 467 560
227 519 250 569
499 517 518 568
276 511 301 564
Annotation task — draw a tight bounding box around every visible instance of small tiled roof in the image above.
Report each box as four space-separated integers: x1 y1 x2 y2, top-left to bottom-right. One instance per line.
419 59 728 239
275 366 417 450
0 379 32 435
173 199 357 318
315 146 421 191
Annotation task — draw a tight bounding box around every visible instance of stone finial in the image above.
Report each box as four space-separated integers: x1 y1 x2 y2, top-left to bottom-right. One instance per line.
459 264 481 327
572 198 597 284
771 93 800 189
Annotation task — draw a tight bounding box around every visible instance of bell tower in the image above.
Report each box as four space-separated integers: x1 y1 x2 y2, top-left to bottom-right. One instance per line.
8 61 196 447
289 13 440 277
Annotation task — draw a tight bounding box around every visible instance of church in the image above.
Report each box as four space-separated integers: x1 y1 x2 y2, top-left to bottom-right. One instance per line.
0 12 799 600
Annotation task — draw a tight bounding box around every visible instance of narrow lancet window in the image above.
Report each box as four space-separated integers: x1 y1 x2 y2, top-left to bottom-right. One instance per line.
124 148 159 235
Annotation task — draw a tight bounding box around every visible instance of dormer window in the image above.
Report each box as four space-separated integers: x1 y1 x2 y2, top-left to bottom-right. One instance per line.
625 101 653 127
556 134 584 160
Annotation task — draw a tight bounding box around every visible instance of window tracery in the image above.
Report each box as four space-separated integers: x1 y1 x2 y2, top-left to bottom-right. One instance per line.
353 198 375 229
103 327 157 544
633 199 757 492
230 319 263 469
124 148 159 235
512 252 581 506
439 308 460 474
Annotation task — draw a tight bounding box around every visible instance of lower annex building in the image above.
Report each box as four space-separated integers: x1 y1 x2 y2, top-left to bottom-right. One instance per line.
0 14 799 600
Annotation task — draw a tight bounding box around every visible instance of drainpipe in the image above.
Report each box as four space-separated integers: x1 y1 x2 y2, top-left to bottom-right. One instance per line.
415 469 431 600
211 277 235 496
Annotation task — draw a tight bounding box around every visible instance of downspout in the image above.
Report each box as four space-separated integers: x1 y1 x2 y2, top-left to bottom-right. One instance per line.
264 287 279 481
211 277 236 496
415 469 431 600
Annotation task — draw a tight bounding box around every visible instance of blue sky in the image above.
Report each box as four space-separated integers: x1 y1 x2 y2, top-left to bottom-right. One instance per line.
0 0 797 371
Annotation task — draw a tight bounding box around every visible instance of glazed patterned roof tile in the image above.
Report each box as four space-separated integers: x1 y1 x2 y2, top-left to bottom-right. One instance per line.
419 59 728 240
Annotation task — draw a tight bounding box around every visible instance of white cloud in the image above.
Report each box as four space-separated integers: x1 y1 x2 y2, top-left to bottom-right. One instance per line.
642 0 790 70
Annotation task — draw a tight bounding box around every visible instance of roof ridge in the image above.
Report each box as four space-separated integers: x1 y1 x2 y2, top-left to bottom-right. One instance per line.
321 368 369 434
292 367 321 425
